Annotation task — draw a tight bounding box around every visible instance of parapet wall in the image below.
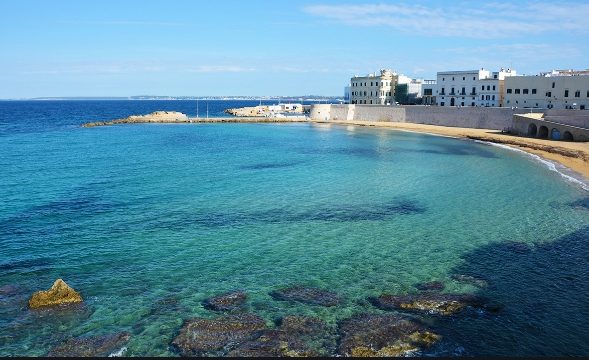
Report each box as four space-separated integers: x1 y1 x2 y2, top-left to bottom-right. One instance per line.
310 105 540 130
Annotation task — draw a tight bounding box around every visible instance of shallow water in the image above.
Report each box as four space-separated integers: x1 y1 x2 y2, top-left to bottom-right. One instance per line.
1 101 588 356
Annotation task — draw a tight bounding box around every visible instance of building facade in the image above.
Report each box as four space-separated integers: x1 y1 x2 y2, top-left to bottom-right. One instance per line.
421 80 436 105
350 69 397 105
504 70 589 110
436 68 516 107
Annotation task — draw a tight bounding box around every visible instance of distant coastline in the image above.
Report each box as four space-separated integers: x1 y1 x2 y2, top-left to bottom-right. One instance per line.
0 95 343 102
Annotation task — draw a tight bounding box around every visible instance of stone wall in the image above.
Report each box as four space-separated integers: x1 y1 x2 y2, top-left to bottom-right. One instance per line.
310 105 544 130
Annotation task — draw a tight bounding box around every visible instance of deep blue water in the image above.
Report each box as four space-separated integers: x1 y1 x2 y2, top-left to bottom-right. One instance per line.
0 100 588 356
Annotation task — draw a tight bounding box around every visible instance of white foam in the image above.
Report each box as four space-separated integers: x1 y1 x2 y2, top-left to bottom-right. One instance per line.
474 140 589 191
108 347 127 357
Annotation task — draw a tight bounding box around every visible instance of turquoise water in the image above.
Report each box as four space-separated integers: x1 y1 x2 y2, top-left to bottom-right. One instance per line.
1 101 589 356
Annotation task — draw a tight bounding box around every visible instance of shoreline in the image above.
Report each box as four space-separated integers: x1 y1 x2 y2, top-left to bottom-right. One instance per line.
82 115 589 188
311 119 589 188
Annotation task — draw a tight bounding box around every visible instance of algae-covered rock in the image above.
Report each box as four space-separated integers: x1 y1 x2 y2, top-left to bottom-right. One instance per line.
171 313 267 356
29 279 83 309
47 332 130 357
369 293 490 315
337 313 440 357
203 291 247 312
269 286 341 307
228 315 332 357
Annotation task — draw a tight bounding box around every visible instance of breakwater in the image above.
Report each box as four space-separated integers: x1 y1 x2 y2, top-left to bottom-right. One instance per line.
82 111 303 127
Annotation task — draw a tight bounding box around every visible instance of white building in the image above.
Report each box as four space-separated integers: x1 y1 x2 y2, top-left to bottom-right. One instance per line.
436 68 516 107
421 80 436 105
350 69 396 105
504 69 589 110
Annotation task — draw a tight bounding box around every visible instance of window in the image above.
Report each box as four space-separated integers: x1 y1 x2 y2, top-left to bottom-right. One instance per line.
546 91 551 97
575 90 580 97
442 77 445 81
481 85 484 91
463 77 465 80
440 102 445 106
493 85 496 91
375 82 379 86
473 77 476 80
472 87 476 94
481 95 484 100
461 102 465 106
370 82 373 86
507 89 512 94
564 90 569 97
471 102 475 106
461 87 465 95
494 74 497 79
532 89 537 94
523 89 529 94
440 87 445 95
492 95 495 100
552 82 555 88
515 89 520 94
487 85 490 91
452 77 455 81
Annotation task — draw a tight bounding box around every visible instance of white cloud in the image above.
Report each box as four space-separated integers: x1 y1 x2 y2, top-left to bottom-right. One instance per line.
303 2 589 38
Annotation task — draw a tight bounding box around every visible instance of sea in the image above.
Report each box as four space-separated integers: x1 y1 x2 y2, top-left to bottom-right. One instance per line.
1 100 588 356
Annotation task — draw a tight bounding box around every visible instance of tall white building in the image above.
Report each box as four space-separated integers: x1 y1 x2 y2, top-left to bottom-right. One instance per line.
504 69 589 110
350 69 396 105
435 68 516 107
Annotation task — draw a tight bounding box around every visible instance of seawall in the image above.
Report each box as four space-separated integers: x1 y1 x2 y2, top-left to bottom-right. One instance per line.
310 104 542 130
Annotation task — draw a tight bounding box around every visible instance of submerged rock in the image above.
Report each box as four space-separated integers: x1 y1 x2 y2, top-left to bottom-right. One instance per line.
171 313 267 356
337 313 440 357
415 281 445 291
203 291 247 312
0 284 20 296
228 315 332 357
269 286 341 307
369 293 491 316
451 274 489 288
47 332 130 357
29 279 83 309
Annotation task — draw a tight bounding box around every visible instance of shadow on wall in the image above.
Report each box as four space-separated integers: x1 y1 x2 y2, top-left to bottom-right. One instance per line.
440 224 589 356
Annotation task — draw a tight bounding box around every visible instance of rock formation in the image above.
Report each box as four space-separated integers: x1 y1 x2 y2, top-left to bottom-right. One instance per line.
47 332 130 357
337 313 440 357
28 279 83 309
203 291 247 312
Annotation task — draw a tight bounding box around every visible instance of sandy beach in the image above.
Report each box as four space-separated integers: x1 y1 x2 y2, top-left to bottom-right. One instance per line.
313 119 589 183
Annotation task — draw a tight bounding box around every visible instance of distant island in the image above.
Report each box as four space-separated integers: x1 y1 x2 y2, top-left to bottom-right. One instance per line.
1 95 343 102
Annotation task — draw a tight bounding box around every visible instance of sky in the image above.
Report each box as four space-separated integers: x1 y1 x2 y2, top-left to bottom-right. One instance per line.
1 0 588 98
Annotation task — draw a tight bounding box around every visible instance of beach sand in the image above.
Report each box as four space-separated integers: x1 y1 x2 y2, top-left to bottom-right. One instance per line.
312 120 589 182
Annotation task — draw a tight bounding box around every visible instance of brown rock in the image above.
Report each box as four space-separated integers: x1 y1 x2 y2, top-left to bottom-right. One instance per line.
337 313 440 357
28 279 83 309
369 293 489 315
228 315 332 357
171 313 267 356
47 332 130 357
203 291 247 312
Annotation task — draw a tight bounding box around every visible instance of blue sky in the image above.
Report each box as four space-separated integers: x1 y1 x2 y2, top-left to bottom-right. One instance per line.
1 0 588 98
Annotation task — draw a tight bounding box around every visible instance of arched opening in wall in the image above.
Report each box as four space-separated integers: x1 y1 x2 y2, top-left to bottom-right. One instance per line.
538 126 549 139
450 98 455 106
550 128 561 140
563 131 574 141
527 123 537 137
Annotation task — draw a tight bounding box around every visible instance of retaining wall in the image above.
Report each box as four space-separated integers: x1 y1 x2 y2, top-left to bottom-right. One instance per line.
309 104 537 130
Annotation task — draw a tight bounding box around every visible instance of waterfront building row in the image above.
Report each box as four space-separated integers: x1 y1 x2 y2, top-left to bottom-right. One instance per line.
348 68 589 110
